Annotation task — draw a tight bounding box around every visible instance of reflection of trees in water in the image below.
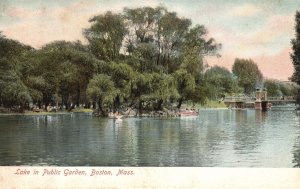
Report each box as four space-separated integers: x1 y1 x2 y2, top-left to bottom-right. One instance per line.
109 118 139 166
125 118 224 166
134 119 181 166
85 117 138 166
293 145 300 167
233 110 265 152
0 114 78 165
177 120 206 166
176 111 230 166
293 130 300 167
35 114 96 166
2 110 299 166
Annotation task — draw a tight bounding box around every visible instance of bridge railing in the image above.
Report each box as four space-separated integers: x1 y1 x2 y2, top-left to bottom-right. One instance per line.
224 96 295 102
268 96 295 101
224 97 255 102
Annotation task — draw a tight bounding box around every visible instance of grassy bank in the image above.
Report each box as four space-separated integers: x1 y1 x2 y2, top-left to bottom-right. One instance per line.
71 108 93 113
201 100 227 108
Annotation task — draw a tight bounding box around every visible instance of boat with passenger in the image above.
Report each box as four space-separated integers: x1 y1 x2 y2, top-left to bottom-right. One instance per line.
108 111 123 120
179 108 199 117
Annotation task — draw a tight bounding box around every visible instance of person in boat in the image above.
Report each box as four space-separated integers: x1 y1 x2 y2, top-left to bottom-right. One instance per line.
114 111 122 119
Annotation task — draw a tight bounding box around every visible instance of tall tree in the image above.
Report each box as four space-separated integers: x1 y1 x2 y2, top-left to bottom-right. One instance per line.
232 58 263 94
123 7 163 73
157 11 191 73
84 12 127 61
291 11 300 107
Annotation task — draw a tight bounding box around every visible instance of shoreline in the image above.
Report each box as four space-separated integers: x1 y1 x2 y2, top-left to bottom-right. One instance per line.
0 109 93 116
0 107 231 117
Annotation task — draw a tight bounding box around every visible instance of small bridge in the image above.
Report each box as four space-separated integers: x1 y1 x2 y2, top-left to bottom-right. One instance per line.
224 90 295 111
266 96 296 103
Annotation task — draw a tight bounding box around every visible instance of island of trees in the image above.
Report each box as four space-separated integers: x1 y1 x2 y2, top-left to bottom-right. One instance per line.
0 7 297 115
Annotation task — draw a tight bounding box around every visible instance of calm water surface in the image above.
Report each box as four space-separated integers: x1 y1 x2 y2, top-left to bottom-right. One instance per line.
0 107 300 167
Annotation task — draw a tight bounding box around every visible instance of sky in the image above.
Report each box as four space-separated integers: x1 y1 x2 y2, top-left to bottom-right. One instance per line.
0 0 299 80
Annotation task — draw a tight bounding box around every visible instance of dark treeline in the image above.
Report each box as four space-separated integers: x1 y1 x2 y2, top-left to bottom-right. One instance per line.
291 11 300 108
0 7 297 114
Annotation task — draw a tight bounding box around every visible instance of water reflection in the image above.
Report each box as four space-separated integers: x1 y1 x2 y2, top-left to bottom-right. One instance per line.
292 112 300 167
0 109 299 167
293 137 300 167
233 110 264 153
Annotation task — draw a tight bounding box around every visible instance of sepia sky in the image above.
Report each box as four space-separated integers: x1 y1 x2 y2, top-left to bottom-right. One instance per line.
0 0 299 80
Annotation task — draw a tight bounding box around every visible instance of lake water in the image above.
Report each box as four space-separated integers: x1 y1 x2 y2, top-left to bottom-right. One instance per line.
0 107 300 167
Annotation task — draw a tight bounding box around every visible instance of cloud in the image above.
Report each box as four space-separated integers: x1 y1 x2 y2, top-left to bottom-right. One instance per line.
0 0 9 17
2 1 100 48
6 7 37 18
237 13 294 56
230 3 262 17
53 1 96 22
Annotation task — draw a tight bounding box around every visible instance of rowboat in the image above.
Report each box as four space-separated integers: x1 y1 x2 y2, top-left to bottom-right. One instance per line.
108 112 123 119
179 109 199 117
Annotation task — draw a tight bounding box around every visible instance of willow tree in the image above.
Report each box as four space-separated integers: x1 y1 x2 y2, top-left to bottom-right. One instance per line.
130 72 153 115
291 11 300 107
172 69 196 108
148 73 179 110
109 62 135 109
87 74 118 113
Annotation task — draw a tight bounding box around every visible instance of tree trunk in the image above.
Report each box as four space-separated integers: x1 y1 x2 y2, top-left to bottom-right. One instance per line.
76 83 80 107
157 99 163 111
177 97 183 109
138 99 143 116
113 95 120 110
92 101 96 109
98 99 103 112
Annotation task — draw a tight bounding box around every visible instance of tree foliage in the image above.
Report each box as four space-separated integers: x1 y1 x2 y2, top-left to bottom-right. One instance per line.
291 11 300 106
232 58 263 94
87 74 118 112
0 34 32 110
84 12 127 61
263 79 296 97
0 6 224 113
205 66 242 99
